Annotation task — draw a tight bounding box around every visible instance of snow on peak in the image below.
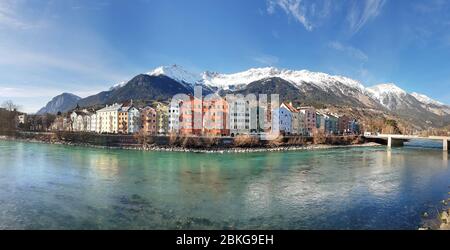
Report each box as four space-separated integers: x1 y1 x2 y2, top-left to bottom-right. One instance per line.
200 67 366 91
201 67 282 89
142 65 450 109
366 83 410 109
367 83 406 95
144 65 367 92
109 81 127 91
367 83 406 99
148 64 200 86
411 92 444 106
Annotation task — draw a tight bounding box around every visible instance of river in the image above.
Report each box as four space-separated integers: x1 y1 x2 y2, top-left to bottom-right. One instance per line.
0 140 449 229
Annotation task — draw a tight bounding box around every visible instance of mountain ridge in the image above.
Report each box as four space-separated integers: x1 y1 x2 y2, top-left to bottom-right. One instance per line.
36 93 81 115
37 65 450 129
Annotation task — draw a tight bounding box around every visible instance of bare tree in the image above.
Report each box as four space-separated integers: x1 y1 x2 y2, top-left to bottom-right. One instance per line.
1 100 20 112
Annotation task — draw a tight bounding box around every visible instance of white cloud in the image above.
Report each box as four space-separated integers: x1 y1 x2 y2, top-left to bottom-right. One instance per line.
267 0 313 31
413 0 447 13
328 41 368 61
267 0 385 34
0 0 42 29
347 0 386 34
253 54 279 66
0 86 59 98
0 86 101 99
0 45 126 83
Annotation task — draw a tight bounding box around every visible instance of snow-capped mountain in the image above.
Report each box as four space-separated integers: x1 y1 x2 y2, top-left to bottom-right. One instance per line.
148 64 200 89
366 83 450 115
411 92 444 106
365 83 450 126
411 92 450 116
201 67 366 92
146 65 367 93
366 83 409 110
144 64 449 111
109 81 127 91
144 65 377 107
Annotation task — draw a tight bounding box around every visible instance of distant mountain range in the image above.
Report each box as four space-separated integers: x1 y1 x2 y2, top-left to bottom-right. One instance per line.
36 93 81 115
36 64 450 129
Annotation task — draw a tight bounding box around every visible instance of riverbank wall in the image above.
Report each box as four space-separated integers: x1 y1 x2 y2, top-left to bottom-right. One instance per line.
1 131 374 153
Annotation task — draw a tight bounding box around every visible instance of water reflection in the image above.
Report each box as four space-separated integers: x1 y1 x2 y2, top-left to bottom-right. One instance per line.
1 141 450 229
387 149 392 165
443 152 448 167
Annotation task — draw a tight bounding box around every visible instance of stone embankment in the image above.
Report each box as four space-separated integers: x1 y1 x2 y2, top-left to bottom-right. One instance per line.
0 131 380 154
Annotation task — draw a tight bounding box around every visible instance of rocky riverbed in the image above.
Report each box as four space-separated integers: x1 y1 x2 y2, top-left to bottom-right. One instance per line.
0 135 382 153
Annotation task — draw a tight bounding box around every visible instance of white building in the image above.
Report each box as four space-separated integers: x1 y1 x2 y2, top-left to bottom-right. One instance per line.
89 113 97 132
228 98 251 136
168 101 180 133
96 103 122 133
70 110 88 132
70 111 78 131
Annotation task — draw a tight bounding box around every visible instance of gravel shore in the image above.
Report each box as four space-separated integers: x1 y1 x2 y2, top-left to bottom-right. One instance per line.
0 135 382 153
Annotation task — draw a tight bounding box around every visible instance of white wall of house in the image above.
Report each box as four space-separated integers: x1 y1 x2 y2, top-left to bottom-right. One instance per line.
90 113 97 132
76 115 85 131
85 115 91 132
96 104 121 133
127 107 141 133
229 99 251 136
168 102 180 133
70 112 78 131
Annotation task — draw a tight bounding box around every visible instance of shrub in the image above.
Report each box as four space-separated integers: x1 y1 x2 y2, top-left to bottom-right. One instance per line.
202 136 220 148
285 136 306 146
134 130 155 145
181 136 202 148
168 132 180 146
233 135 260 148
266 135 285 147
313 131 326 144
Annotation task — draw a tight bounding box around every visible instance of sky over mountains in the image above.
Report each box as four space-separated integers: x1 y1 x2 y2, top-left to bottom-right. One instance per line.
1 0 450 113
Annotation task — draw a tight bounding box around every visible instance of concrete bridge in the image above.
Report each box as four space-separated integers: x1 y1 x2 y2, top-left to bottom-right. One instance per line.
364 134 449 151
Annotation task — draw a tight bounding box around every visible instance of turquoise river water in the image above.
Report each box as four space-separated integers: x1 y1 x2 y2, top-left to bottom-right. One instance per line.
0 140 449 229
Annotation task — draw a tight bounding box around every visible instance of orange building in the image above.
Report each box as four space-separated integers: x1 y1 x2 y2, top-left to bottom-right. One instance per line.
202 97 229 136
140 106 157 135
178 95 229 136
179 96 202 136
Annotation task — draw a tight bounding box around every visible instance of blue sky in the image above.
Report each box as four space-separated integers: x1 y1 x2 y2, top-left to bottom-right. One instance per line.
1 0 450 112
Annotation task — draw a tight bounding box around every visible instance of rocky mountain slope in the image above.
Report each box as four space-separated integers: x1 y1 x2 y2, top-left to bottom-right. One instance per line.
77 74 204 108
36 93 81 115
